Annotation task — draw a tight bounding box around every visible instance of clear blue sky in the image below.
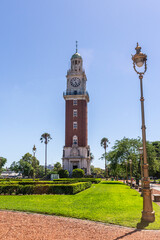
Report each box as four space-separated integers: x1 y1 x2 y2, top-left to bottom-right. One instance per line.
0 0 160 169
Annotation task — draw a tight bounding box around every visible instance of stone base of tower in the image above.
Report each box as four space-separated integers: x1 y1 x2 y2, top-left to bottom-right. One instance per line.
62 146 91 175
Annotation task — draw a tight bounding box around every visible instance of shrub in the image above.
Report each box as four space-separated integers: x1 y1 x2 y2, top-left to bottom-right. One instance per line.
72 169 84 178
0 182 92 195
58 169 69 178
52 178 101 184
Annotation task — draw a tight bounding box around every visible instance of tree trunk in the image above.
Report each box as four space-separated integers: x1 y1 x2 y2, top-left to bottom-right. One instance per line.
45 143 47 175
105 148 107 178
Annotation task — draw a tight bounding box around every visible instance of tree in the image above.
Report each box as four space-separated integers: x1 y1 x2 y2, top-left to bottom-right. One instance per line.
90 152 94 163
100 137 160 179
146 141 160 177
53 162 62 173
36 165 45 178
100 137 110 177
0 157 7 172
105 137 141 178
10 153 39 178
91 166 105 178
10 161 19 173
40 133 52 175
90 165 95 175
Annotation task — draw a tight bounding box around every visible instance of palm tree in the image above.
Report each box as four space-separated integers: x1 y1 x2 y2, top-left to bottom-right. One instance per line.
40 133 52 175
100 137 110 178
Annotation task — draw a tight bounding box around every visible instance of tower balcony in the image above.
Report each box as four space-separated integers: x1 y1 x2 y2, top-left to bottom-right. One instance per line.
63 90 89 98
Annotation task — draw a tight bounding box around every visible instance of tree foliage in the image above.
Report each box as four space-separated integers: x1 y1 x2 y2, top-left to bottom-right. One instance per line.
103 137 160 178
0 157 7 172
40 133 52 144
90 165 105 178
10 153 39 178
90 152 94 163
53 162 62 173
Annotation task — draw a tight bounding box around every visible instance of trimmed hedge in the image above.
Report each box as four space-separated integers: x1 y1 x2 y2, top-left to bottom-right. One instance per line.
0 182 92 195
72 169 84 178
0 178 101 185
52 178 101 184
58 169 69 178
0 179 40 181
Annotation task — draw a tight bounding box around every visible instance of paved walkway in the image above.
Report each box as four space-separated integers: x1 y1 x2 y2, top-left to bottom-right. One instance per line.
0 211 160 240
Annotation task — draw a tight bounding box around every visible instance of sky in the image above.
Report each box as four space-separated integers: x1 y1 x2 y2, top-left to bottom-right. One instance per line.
0 0 160 169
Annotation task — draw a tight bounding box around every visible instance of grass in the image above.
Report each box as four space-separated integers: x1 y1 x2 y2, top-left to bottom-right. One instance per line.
0 181 160 229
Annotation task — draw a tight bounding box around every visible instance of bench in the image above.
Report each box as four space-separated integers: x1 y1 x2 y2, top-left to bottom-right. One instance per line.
153 194 160 202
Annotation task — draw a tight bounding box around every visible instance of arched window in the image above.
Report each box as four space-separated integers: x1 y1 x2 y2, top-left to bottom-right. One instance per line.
73 135 78 145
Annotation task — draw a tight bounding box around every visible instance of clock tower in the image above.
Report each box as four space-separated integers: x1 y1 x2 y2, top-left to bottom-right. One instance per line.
62 43 91 175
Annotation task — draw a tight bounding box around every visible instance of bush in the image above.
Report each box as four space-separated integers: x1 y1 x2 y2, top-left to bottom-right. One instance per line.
52 178 101 184
58 169 69 178
0 182 92 195
72 169 84 178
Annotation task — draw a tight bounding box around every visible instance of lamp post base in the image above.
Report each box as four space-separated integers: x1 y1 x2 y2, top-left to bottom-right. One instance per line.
142 188 155 222
142 211 155 222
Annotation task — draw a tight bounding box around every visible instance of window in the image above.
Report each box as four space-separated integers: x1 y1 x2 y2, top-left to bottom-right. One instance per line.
73 122 77 129
75 60 77 64
73 109 77 117
73 99 77 105
73 135 78 145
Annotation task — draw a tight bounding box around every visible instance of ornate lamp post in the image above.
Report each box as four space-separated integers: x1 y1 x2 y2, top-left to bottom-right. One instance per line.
129 159 132 187
32 145 37 181
125 160 128 184
132 43 155 222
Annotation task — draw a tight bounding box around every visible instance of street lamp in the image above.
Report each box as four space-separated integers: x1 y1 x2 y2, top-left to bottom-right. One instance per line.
132 43 155 222
32 145 37 181
139 147 143 186
125 160 128 184
129 159 132 187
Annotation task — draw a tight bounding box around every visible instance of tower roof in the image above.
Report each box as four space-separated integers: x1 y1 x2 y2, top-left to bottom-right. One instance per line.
71 52 82 59
71 41 82 60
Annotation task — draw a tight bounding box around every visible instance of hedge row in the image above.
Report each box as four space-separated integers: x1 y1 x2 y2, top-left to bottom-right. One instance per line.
0 179 40 181
0 178 101 185
0 182 92 195
52 178 101 184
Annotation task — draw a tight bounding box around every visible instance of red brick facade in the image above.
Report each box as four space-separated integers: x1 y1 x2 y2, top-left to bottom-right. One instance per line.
65 99 88 147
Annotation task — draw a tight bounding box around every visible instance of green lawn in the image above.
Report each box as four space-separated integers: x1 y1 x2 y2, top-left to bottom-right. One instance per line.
0 182 160 229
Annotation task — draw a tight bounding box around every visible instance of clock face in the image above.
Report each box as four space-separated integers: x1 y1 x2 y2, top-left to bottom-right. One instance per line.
70 77 81 87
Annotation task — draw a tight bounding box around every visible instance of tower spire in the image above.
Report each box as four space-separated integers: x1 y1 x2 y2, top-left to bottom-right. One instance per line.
76 41 78 53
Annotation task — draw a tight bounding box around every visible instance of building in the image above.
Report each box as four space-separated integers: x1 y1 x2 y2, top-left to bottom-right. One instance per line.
0 171 22 178
62 44 91 175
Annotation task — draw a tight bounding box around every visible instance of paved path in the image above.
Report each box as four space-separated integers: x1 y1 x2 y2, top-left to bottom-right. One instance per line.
0 211 160 240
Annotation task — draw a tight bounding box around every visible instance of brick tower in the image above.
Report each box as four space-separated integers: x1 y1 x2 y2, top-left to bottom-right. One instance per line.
62 43 91 175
